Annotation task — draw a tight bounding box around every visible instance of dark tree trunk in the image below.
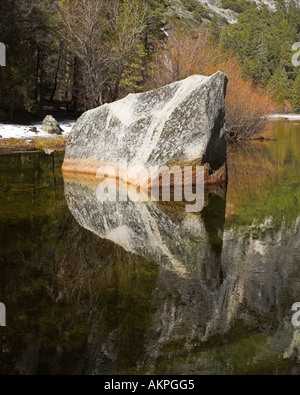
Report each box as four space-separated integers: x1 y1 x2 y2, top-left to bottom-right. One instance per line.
50 52 62 103
71 56 79 113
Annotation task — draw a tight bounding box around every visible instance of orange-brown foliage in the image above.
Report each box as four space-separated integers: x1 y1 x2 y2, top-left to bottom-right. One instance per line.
147 27 277 140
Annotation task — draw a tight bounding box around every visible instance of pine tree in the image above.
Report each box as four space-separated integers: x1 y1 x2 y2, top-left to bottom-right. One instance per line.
267 67 291 102
209 14 221 44
253 35 271 86
292 74 300 112
0 0 61 119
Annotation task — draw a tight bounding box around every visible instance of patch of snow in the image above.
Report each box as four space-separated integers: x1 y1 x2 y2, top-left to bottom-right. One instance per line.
0 120 75 140
269 114 300 121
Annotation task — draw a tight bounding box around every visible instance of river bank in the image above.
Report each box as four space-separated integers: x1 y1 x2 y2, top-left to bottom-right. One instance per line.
0 114 299 155
0 120 75 154
0 136 68 155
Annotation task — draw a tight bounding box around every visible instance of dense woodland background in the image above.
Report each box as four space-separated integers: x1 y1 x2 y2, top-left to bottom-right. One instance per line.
0 0 299 139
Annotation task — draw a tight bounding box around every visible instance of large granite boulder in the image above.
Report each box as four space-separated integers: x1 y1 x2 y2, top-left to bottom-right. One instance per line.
62 72 228 186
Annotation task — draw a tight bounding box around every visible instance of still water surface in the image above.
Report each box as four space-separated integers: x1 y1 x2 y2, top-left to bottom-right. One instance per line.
0 120 299 375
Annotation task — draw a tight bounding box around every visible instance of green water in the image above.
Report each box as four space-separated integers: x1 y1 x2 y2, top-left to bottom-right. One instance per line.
0 121 299 375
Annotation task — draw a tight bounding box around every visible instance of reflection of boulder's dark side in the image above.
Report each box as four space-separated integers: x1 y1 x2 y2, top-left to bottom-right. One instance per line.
62 72 228 187
201 192 227 289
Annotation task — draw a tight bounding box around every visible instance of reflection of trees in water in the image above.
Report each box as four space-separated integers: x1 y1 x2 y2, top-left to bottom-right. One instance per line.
226 124 300 230
226 142 280 218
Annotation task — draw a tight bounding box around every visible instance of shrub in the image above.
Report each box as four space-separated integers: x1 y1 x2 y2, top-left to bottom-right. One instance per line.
147 27 277 141
208 58 277 140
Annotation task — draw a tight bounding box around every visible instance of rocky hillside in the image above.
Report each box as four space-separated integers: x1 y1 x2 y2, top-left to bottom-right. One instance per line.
168 0 300 25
